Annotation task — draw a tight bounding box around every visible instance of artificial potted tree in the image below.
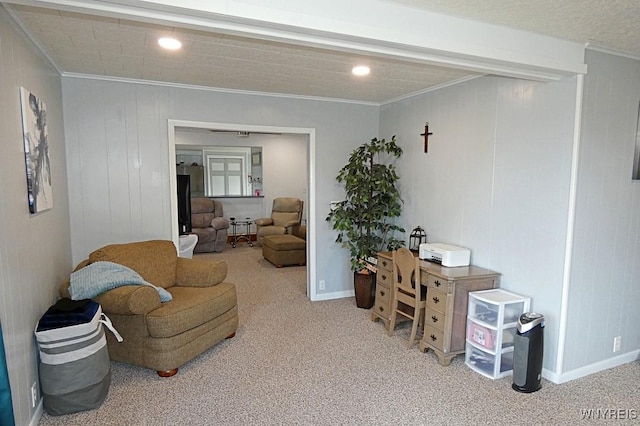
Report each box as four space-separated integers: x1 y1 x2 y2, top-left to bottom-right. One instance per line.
326 136 405 308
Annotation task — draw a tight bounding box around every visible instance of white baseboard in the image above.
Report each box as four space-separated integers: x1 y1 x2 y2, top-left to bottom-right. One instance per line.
543 349 640 384
312 289 355 301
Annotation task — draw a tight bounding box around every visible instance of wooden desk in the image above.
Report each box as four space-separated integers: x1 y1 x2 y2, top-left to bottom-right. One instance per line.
372 251 500 366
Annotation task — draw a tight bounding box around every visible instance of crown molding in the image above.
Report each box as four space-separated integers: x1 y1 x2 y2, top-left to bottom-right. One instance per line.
586 43 640 61
61 73 381 106
380 75 484 106
2 4 63 73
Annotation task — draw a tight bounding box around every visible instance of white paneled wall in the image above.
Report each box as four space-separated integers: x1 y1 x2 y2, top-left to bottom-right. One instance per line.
0 8 72 425
261 135 308 220
564 50 640 373
64 81 174 262
490 77 578 376
380 75 578 376
62 78 379 297
383 63 640 380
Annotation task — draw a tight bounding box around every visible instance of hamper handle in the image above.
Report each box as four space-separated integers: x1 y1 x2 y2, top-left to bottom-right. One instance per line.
100 314 123 342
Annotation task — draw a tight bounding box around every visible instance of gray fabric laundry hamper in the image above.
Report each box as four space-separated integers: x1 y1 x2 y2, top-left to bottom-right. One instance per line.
35 298 122 416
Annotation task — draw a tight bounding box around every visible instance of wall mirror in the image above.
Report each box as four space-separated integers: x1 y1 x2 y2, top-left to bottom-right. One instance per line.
176 129 263 197
176 145 263 197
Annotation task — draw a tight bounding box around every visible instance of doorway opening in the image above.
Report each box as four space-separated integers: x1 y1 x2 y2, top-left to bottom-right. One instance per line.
168 120 317 300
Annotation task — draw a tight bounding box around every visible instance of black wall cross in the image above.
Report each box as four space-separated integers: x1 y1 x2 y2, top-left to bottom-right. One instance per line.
420 122 433 153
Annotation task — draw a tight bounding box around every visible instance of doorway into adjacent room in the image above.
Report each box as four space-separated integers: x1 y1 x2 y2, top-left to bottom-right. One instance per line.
168 120 317 300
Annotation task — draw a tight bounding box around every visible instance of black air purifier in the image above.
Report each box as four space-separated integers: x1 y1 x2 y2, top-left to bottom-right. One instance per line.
512 312 544 393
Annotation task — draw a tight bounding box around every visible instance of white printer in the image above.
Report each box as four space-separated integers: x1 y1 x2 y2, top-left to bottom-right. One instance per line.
419 243 471 267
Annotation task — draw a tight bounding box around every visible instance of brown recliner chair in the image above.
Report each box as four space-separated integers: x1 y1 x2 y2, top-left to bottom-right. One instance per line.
255 197 304 245
60 240 238 377
190 198 229 253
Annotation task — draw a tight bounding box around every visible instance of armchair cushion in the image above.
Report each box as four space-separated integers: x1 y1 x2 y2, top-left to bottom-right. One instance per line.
211 217 229 230
192 212 215 228
256 197 303 245
176 257 227 287
148 283 236 338
191 198 216 214
60 281 161 315
89 240 177 289
94 285 161 315
254 218 273 226
272 213 300 227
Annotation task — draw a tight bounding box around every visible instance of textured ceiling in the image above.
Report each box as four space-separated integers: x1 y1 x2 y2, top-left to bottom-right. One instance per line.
7 4 478 103
5 1 640 103
390 0 640 56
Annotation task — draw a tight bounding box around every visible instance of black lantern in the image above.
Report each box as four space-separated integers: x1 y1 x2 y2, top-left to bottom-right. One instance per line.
409 226 427 252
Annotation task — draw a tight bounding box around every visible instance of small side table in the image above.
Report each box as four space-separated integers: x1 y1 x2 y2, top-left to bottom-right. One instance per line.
230 218 253 248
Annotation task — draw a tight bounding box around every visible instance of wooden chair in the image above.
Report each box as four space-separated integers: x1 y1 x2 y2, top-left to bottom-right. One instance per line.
387 247 426 348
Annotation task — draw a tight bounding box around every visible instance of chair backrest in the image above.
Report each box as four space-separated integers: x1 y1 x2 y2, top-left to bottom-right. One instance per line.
271 197 303 227
392 247 420 296
191 197 214 214
190 198 224 228
89 240 177 288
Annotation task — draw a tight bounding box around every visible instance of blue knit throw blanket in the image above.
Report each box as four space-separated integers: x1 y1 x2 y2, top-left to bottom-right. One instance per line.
70 261 172 302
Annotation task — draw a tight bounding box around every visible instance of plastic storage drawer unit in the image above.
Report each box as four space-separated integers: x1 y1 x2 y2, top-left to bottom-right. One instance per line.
465 289 531 379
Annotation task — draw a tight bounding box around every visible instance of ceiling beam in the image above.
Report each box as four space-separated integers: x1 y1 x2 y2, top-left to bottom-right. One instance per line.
5 0 587 81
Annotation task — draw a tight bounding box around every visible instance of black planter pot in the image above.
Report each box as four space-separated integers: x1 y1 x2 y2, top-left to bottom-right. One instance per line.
354 271 376 309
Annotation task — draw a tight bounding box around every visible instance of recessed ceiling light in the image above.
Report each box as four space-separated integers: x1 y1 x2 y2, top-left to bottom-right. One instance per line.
352 65 370 76
158 37 182 50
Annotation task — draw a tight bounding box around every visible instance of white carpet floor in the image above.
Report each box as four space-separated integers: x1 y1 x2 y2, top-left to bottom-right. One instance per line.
38 245 640 425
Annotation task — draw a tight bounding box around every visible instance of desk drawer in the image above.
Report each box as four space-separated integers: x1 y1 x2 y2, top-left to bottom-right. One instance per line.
423 325 444 351
425 274 453 293
375 284 390 304
373 285 390 319
377 256 392 272
426 288 447 314
373 299 389 319
376 269 392 288
425 309 445 332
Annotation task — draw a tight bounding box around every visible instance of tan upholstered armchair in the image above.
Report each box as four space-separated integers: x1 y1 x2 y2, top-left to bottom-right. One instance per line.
255 197 304 245
60 240 238 377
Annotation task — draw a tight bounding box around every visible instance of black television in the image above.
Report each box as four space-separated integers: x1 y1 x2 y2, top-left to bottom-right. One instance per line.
176 174 192 234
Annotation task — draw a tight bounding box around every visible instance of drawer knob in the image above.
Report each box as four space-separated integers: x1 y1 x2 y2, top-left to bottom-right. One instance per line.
381 275 387 281
434 280 441 287
379 307 384 312
430 334 437 342
380 290 385 297
431 315 438 323
382 261 388 267
432 296 440 303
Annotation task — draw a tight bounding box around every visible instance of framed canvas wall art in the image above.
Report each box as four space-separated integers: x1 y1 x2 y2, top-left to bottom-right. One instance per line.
20 87 52 214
